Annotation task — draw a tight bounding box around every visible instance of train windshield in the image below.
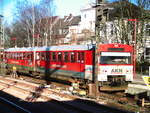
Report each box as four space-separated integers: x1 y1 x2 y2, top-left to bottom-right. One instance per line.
100 52 131 64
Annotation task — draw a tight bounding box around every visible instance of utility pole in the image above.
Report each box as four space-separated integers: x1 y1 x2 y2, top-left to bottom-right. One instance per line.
94 0 108 97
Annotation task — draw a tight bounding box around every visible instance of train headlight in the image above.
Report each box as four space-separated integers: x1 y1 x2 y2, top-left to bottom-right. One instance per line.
100 69 107 74
126 69 132 74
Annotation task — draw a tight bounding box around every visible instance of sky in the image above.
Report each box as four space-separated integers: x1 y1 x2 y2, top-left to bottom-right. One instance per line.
55 0 92 17
0 0 137 24
0 0 94 24
1 0 15 24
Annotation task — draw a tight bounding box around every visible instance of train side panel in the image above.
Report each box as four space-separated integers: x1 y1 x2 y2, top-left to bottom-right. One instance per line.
35 50 93 80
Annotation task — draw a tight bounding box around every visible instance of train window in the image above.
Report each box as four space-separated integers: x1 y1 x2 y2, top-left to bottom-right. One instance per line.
77 52 80 62
23 53 26 60
27 52 32 60
16 53 18 60
10 53 12 59
58 52 62 62
22 53 26 60
81 52 84 63
11 53 12 59
31 53 33 60
21 53 23 60
19 53 21 59
64 52 68 62
17 53 20 60
9 53 11 59
70 52 75 63
36 52 40 60
19 53 21 60
16 53 18 59
7 53 8 59
10 53 13 59
6 53 8 59
14 53 17 59
19 53 22 60
0 52 3 59
14 53 15 59
15 53 17 59
17 53 19 60
52 52 56 62
41 52 45 60
8 53 10 59
12 53 14 59
100 52 131 64
30 53 33 60
77 52 84 63
26 53 29 59
13 53 15 59
46 52 50 61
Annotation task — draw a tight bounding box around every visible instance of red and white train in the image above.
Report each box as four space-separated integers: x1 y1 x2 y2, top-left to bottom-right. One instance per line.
3 43 133 91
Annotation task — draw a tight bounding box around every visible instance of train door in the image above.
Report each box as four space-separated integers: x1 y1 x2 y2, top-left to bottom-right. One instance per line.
77 52 85 78
84 51 93 80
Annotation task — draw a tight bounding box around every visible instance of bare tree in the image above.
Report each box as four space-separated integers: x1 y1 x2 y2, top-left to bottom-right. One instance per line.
106 0 150 62
12 0 55 47
108 0 149 44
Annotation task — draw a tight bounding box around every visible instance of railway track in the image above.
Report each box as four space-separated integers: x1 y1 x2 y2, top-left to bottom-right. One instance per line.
0 76 132 113
3 75 146 111
0 96 31 113
17 75 150 113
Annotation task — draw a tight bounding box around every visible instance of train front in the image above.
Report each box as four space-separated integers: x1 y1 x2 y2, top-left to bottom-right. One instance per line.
98 44 133 91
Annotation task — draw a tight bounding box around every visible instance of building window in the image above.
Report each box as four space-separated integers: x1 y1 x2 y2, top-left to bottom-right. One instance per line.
63 29 68 34
111 24 114 35
84 14 86 18
59 29 62 34
145 24 150 36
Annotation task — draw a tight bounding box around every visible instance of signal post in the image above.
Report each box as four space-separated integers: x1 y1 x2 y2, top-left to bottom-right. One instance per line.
128 19 137 78
93 0 107 98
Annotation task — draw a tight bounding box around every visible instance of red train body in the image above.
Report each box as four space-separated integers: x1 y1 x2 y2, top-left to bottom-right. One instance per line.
3 44 133 90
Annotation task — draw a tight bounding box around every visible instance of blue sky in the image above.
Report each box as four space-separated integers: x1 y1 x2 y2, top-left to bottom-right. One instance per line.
1 0 15 23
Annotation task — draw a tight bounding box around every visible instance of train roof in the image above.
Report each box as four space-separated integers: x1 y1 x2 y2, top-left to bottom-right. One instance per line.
4 45 94 52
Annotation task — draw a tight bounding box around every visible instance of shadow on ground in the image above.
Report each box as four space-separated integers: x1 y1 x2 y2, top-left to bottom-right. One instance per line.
0 90 135 113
